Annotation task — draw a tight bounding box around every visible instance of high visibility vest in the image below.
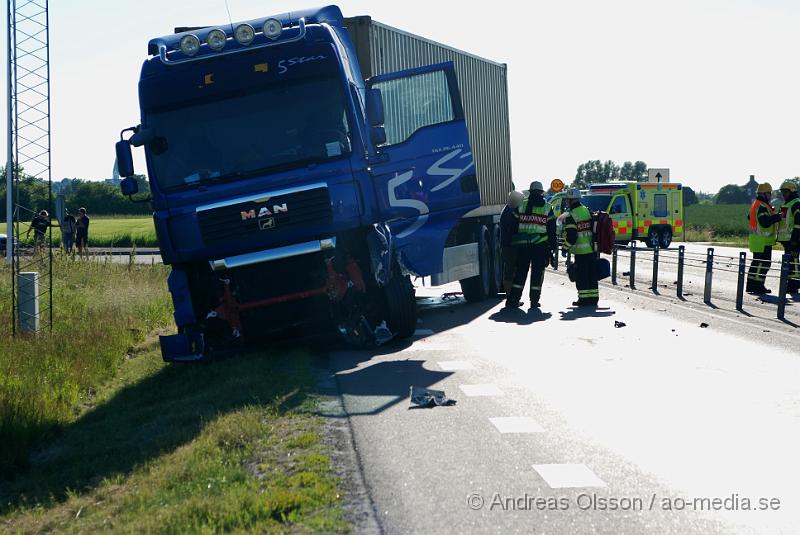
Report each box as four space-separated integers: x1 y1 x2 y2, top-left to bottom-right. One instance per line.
778 197 800 242
748 200 777 252
512 198 549 246
565 205 594 255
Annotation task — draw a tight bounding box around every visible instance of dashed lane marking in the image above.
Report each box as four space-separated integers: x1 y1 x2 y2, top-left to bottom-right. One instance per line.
532 464 607 489
489 417 545 433
459 384 504 397
437 360 475 371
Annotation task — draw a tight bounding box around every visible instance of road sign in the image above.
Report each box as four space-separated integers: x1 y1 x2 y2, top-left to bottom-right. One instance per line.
550 179 565 192
647 168 670 183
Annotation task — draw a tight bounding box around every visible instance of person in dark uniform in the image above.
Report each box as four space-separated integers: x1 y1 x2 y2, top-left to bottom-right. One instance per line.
26 210 53 254
500 189 523 295
777 181 800 294
562 189 598 307
506 181 557 309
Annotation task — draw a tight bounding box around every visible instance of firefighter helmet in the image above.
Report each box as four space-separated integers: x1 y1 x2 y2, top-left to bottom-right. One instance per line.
757 183 773 194
566 188 582 200
529 181 544 192
508 190 523 208
779 181 798 192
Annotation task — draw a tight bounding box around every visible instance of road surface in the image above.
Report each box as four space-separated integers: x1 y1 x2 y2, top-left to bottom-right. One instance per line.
325 268 800 534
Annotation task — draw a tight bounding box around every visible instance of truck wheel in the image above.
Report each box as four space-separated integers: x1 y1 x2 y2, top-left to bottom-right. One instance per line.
460 225 491 302
488 224 502 297
660 228 673 249
646 227 660 248
385 272 417 340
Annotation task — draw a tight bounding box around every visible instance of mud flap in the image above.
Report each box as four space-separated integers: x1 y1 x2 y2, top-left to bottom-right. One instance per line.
159 331 206 362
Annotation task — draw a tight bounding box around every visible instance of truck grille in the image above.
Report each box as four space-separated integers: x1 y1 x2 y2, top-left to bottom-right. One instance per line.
198 186 332 246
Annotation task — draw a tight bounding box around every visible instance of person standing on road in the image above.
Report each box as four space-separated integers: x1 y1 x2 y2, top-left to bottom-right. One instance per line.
75 207 90 259
777 181 800 294
500 189 523 295
562 188 598 307
746 183 782 294
61 208 77 254
506 181 556 309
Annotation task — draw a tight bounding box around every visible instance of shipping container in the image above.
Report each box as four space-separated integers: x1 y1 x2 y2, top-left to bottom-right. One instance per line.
344 16 513 214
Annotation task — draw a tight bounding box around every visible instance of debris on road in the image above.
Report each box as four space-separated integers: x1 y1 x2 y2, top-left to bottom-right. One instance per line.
409 386 456 408
700 323 709 328
614 321 626 328
622 271 630 276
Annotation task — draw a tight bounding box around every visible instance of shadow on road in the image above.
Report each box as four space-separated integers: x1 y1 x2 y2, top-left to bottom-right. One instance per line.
0 346 314 513
558 306 616 321
488 307 553 325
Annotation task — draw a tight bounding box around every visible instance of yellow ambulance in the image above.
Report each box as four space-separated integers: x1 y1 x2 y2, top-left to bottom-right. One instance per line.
581 181 684 248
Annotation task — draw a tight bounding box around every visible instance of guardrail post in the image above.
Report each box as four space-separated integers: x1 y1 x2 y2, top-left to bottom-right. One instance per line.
677 245 685 298
629 241 636 289
735 252 746 311
703 247 714 305
611 246 618 285
778 253 790 320
651 245 659 293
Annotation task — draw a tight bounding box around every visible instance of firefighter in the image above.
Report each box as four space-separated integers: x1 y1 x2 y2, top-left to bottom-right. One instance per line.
746 183 782 294
500 190 524 294
563 188 598 307
506 181 556 308
777 181 800 294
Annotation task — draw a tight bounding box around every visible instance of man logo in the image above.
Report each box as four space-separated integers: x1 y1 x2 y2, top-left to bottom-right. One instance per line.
240 203 288 224
240 209 256 221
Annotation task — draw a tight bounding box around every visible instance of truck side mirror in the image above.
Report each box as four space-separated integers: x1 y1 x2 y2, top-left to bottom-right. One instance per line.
115 140 135 177
366 88 384 127
120 176 139 196
370 126 386 147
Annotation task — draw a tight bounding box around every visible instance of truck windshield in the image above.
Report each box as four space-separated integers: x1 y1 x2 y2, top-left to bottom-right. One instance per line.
146 75 351 190
583 195 611 212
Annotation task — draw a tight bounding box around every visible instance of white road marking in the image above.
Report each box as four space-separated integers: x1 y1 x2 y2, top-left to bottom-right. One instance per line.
414 329 435 337
460 384 504 397
532 464 607 489
437 360 475 371
489 417 545 433
400 343 449 352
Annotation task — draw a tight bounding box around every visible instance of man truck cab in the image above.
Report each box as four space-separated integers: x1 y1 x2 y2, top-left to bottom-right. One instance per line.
582 182 684 248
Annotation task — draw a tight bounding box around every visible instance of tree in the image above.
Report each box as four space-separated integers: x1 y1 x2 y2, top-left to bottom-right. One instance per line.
715 184 750 205
683 186 698 206
573 159 619 189
619 161 634 181
632 161 648 182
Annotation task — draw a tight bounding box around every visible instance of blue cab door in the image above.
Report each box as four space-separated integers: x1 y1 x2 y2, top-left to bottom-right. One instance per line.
366 62 479 276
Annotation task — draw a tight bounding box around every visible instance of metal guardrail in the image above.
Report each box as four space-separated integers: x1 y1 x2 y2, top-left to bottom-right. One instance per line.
603 243 794 322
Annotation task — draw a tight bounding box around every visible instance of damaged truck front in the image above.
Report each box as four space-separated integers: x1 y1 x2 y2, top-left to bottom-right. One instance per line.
115 5 512 361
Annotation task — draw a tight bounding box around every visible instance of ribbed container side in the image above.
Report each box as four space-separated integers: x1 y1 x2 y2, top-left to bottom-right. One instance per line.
344 18 513 209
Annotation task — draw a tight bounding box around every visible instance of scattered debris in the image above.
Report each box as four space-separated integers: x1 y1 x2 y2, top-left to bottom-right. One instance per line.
622 271 631 276
373 321 393 346
409 386 456 408
763 330 771 333
614 321 626 328
671 329 676 332
700 322 709 328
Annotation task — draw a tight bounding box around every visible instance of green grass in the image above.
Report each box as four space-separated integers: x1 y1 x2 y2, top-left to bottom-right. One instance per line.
0 346 347 534
0 256 173 476
684 203 750 239
18 216 158 248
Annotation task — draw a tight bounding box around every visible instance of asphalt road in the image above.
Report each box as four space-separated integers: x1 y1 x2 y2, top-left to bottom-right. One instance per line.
327 270 800 534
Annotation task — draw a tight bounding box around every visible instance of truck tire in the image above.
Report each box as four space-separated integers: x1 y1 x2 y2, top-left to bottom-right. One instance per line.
461 225 491 302
488 224 502 297
660 228 673 249
646 227 660 248
385 272 417 340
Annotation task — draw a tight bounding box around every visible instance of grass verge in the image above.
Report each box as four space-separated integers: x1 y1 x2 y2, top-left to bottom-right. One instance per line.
16 216 158 248
0 256 173 476
0 344 347 534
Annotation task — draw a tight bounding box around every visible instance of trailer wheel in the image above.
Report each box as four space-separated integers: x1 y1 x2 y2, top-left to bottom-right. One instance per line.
488 224 503 297
385 272 417 340
660 228 673 249
461 225 491 302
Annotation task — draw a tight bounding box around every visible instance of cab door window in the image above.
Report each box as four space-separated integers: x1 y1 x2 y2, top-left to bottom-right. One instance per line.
610 196 628 215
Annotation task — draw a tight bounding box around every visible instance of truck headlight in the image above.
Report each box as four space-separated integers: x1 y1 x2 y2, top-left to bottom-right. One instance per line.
262 18 282 40
234 24 255 45
179 34 201 56
206 29 227 51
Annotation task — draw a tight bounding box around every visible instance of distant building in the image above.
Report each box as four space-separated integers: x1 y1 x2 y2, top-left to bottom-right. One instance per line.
743 174 758 200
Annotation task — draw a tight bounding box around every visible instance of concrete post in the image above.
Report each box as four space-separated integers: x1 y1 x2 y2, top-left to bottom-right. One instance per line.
18 271 39 333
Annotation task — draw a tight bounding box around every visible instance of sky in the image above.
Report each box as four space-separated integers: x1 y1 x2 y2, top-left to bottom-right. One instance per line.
1 0 799 193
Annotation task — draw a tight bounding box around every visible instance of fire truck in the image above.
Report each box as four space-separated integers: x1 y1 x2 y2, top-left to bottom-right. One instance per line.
581 181 684 248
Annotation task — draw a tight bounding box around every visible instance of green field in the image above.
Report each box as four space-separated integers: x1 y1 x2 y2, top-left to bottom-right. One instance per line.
19 216 158 248
684 203 750 240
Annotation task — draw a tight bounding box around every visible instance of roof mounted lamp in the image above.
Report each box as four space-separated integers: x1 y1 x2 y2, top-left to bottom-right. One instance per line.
179 34 201 56
262 18 283 40
206 29 227 51
234 24 256 45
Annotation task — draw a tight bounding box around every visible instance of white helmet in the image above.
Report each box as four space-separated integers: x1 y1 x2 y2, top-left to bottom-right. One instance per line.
507 190 524 208
566 188 582 200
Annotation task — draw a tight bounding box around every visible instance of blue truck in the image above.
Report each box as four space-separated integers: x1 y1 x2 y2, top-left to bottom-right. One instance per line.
115 5 512 361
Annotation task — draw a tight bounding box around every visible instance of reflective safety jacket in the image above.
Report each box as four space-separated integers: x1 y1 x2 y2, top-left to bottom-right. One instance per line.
512 196 555 247
748 200 778 253
778 197 800 243
564 204 594 255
